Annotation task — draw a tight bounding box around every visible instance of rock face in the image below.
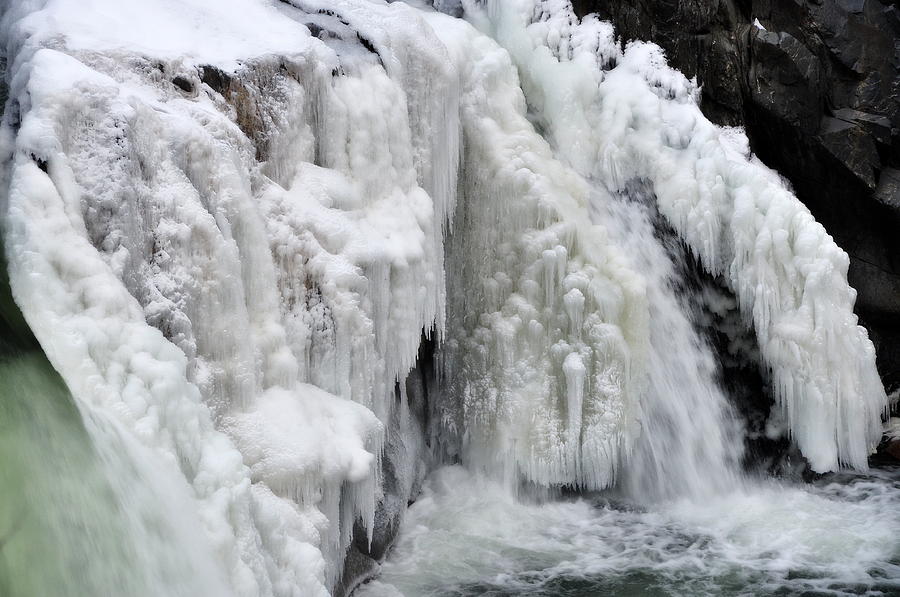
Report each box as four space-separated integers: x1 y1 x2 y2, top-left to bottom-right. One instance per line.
335 338 435 597
573 0 900 391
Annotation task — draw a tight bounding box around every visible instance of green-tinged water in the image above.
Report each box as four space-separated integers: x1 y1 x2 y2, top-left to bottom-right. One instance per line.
0 352 155 597
0 242 151 596
0 243 229 597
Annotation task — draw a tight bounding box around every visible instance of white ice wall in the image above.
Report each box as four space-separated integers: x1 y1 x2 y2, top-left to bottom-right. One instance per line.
473 0 887 473
0 0 459 594
425 11 649 491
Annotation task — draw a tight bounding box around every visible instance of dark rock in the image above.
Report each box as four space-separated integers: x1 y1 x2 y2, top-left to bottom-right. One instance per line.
573 0 900 387
886 439 900 460
875 435 900 463
30 153 48 173
833 108 892 144
0 56 6 115
336 335 435 596
432 0 464 18
875 167 900 212
171 75 194 93
198 65 233 95
749 29 822 132
818 116 880 188
334 547 378 597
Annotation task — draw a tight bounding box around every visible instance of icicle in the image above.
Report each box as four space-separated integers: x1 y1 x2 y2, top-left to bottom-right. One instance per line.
427 10 649 491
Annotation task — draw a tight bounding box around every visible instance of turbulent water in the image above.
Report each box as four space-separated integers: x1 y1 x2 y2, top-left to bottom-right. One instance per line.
0 0 895 595
359 466 900 597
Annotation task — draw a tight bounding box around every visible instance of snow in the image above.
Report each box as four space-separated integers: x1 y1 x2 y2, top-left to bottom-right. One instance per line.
11 0 314 67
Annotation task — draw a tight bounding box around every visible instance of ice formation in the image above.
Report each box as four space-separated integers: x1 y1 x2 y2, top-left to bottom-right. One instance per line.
470 0 887 473
1 0 456 593
426 10 648 491
0 0 890 594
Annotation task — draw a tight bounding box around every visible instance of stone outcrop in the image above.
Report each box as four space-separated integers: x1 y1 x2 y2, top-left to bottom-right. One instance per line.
573 0 900 392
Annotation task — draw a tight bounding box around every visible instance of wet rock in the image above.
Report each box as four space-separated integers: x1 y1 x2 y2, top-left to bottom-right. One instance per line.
876 417 900 462
432 0 464 18
336 337 434 596
0 56 6 114
198 64 233 95
334 547 378 597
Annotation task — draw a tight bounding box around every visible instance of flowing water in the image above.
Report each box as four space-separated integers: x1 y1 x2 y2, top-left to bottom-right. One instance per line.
597 183 744 502
357 137 900 597
357 466 900 597
348 5 896 594
0 354 232 597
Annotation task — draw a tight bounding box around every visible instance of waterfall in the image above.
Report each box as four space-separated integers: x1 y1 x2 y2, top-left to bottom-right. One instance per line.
594 184 745 501
0 232 233 596
476 0 886 474
0 0 891 595
462 0 747 500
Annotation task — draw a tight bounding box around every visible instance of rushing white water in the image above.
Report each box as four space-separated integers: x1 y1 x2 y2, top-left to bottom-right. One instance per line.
0 0 893 595
357 466 900 597
592 183 745 501
0 353 237 597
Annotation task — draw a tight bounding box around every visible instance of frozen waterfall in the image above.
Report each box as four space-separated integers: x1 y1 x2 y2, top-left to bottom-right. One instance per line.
0 0 889 595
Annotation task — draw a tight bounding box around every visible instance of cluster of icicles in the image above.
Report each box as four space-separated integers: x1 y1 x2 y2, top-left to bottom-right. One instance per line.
0 0 886 594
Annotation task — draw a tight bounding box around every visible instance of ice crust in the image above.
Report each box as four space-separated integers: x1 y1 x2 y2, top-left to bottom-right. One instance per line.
427 11 647 490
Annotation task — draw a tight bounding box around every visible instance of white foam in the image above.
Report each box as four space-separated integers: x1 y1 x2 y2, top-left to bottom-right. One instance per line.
357 466 900 597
